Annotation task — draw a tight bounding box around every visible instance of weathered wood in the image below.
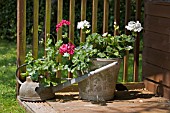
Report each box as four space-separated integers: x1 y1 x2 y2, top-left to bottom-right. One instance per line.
125 0 131 35
68 0 75 78
17 0 26 76
143 47 170 71
145 15 170 35
92 0 98 33
17 96 35 113
143 31 170 52
56 0 63 79
57 0 63 45
133 0 141 82
45 0 51 55
23 100 56 113
144 1 170 99
18 90 170 113
103 0 109 33
143 57 170 99
145 1 170 19
114 0 120 36
123 50 129 82
123 0 131 82
69 0 75 43
143 62 170 87
80 0 87 42
17 0 26 94
33 0 39 59
144 78 170 99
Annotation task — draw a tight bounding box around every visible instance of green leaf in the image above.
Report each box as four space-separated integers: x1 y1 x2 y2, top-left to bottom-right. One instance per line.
97 52 106 58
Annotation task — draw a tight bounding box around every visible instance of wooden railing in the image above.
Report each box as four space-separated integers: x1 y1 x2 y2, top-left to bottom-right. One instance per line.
17 0 142 92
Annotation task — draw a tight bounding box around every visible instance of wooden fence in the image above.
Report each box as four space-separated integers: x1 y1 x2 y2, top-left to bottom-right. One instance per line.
17 0 142 93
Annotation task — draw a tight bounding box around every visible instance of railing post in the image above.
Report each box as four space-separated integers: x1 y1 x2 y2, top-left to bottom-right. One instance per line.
133 0 141 82
80 0 87 42
17 0 26 95
114 0 120 36
103 0 109 33
68 0 75 78
33 0 39 59
92 0 98 33
56 0 63 80
45 0 51 56
123 0 131 82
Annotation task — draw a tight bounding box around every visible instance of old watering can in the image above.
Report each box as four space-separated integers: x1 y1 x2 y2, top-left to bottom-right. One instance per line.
16 61 118 102
16 63 55 102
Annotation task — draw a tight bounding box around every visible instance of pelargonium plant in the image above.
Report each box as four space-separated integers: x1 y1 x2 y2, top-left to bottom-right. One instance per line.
22 19 143 85
71 20 143 73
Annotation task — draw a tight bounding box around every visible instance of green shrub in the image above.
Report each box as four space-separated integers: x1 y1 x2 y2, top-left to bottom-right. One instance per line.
0 0 144 45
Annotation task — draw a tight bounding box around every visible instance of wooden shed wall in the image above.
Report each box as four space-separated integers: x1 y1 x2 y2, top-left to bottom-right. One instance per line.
143 0 170 99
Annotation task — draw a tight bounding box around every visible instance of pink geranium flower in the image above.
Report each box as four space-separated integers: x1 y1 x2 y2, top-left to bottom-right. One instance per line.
59 44 68 55
67 42 75 55
56 20 70 32
59 42 75 55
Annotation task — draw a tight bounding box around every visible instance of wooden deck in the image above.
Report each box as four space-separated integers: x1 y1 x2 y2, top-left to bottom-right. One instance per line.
18 85 170 113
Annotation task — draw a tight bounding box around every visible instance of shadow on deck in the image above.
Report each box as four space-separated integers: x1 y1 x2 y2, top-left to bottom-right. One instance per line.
18 83 170 113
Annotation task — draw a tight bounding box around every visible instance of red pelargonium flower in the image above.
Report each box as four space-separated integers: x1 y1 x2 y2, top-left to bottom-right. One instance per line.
67 42 75 55
59 44 68 55
56 20 70 32
59 42 75 55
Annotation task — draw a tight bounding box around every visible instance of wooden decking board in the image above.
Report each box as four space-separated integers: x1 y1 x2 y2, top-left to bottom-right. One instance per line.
25 102 56 113
18 96 56 113
18 90 170 113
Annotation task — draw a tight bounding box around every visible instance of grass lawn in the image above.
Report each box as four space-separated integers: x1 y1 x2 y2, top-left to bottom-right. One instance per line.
0 40 25 113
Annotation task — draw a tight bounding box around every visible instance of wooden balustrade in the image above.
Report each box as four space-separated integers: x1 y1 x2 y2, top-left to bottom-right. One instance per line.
17 0 142 93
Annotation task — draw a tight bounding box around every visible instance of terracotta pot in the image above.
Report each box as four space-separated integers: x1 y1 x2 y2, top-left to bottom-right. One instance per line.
78 58 121 101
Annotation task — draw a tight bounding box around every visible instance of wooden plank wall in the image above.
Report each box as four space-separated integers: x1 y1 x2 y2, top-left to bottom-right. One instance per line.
143 0 170 99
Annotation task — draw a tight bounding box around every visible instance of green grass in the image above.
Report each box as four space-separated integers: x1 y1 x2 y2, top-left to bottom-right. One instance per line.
0 40 25 113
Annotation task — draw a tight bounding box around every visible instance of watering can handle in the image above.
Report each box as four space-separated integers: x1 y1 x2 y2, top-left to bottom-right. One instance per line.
15 63 28 85
15 59 45 85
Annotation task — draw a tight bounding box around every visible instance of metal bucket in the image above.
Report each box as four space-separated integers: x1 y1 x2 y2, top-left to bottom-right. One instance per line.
78 58 121 101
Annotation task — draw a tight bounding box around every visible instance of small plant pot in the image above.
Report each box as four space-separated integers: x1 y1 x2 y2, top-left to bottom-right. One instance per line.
78 58 121 101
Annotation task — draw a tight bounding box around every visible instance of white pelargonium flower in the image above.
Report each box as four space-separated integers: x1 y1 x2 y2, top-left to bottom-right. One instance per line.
77 20 91 30
133 21 143 32
125 21 143 32
102 32 108 37
125 46 133 50
77 21 84 29
83 20 91 28
125 21 136 31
